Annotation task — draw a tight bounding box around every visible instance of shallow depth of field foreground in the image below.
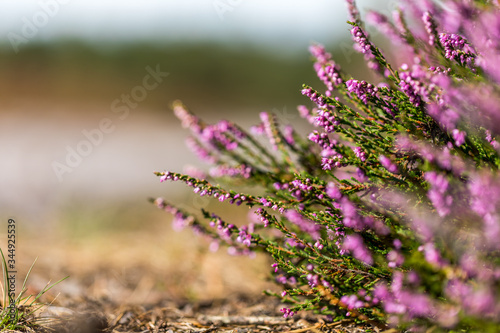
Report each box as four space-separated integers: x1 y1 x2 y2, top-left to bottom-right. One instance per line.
3 0 500 332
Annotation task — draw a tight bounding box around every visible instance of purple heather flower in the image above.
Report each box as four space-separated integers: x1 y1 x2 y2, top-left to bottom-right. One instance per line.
452 129 466 146
314 109 339 133
185 137 217 164
249 123 265 135
454 84 500 136
284 210 321 240
209 241 219 253
471 10 500 83
350 25 381 72
346 79 378 104
309 43 343 95
406 271 421 286
398 67 425 106
285 237 304 249
172 212 194 232
379 155 398 173
236 229 252 247
276 275 288 284
309 43 332 65
201 124 239 151
307 131 320 144
441 1 477 33
297 105 309 118
422 11 438 46
353 146 367 162
425 172 453 217
403 0 442 30
290 179 313 193
260 112 278 150
438 32 477 69
345 0 360 22
227 246 237 256
173 102 201 133
154 197 166 209
394 239 402 249
308 131 333 150
297 105 315 124
366 11 405 44
218 224 234 240
223 120 246 140
387 250 405 268
392 8 407 35
280 307 295 318
341 294 364 310
182 165 206 179
340 198 366 230
373 283 391 301
319 64 343 96
259 197 272 207
159 172 170 183
445 279 470 302
427 103 460 131
399 291 435 318
485 130 500 148
468 174 500 247
209 164 252 179
374 271 437 320
419 243 447 268
459 254 498 282
321 148 344 170
325 182 342 200
356 168 368 182
303 88 327 108
397 135 465 175
283 125 295 145
306 273 319 288
466 288 498 317
273 182 284 191
391 272 405 296
342 234 373 265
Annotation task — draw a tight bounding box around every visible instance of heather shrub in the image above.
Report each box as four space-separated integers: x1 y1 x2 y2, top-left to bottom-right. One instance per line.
151 0 500 331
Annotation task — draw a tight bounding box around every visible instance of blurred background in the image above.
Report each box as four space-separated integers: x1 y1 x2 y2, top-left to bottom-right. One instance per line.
0 0 383 306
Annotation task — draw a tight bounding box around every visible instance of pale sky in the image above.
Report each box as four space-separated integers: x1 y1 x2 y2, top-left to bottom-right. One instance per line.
0 0 384 49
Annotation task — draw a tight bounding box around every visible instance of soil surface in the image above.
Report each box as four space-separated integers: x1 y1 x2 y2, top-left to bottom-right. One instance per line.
34 295 378 333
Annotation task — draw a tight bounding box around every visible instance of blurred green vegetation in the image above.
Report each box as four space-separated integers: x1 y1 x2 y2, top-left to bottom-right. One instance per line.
0 40 369 115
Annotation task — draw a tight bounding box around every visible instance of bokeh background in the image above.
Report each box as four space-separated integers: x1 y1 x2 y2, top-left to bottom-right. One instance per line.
0 0 384 306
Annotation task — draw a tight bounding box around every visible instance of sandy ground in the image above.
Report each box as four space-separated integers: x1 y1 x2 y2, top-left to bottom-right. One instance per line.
19 220 276 304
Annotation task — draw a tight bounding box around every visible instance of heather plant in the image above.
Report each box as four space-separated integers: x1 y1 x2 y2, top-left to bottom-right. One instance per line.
151 0 500 331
